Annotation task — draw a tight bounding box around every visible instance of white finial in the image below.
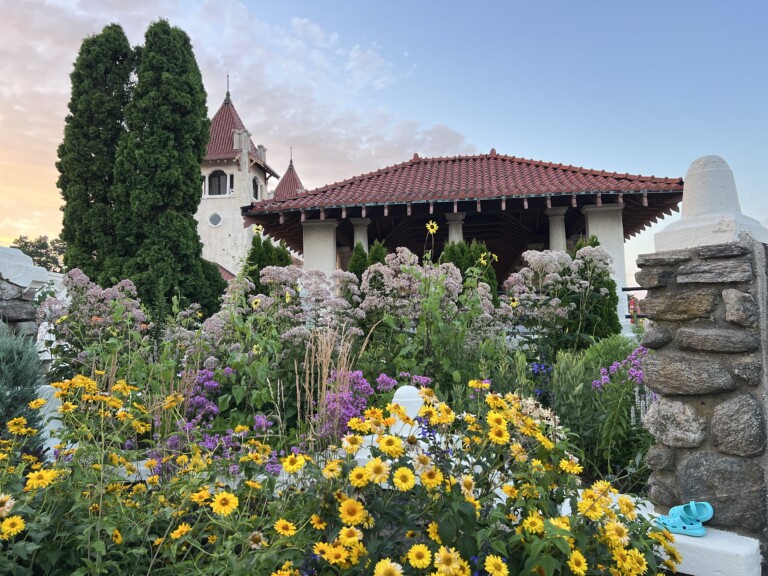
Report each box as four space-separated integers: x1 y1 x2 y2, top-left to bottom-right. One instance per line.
655 155 768 250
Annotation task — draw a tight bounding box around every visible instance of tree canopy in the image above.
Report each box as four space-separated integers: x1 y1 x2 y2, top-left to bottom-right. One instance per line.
10 235 66 273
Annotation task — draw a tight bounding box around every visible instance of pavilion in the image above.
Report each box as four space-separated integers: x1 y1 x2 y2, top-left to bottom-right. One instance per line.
242 149 683 321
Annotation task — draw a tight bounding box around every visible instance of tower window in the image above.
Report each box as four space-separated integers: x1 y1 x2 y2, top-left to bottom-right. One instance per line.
252 177 261 200
208 170 228 196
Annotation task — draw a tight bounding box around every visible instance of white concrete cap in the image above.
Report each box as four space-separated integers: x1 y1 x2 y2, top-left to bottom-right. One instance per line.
0 247 49 291
655 156 768 251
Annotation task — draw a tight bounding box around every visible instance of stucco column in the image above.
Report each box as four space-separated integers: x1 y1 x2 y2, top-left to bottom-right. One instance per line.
445 212 465 244
302 220 338 277
581 204 629 331
545 207 568 252
350 217 371 252
337 246 352 271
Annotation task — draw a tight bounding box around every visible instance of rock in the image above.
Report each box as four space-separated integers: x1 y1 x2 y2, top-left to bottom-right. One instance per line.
640 289 718 321
647 471 680 509
645 444 676 472
644 352 735 395
643 398 706 447
0 299 36 322
698 243 751 259
640 326 674 349
678 451 767 531
635 268 673 289
11 321 38 338
722 288 758 326
677 259 753 284
676 327 759 353
733 361 762 387
711 394 766 457
0 278 23 300
636 251 692 268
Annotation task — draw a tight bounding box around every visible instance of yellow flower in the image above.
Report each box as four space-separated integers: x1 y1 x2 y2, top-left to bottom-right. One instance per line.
161 394 184 411
322 544 349 565
245 480 262 490
281 453 307 474
559 458 583 475
111 529 123 544
248 530 267 549
365 457 391 483
1 515 25 537
274 518 297 536
146 475 160 486
342 434 363 455
339 525 363 546
0 494 15 517
373 558 403 576
433 546 462 574
170 523 191 539
338 498 366 525
28 398 47 409
234 424 249 434
322 459 343 479
207 534 217 544
603 520 630 548
377 435 404 458
488 426 510 445
7 417 27 435
210 491 238 516
407 543 432 569
392 467 416 491
310 514 327 530
484 554 509 576
522 513 545 535
420 468 444 490
58 402 78 413
349 466 371 488
568 549 588 576
426 220 439 235
25 469 57 490
427 521 442 543
190 487 210 505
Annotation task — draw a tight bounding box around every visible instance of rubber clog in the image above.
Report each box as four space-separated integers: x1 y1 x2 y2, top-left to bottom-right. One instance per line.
656 514 707 537
669 501 714 523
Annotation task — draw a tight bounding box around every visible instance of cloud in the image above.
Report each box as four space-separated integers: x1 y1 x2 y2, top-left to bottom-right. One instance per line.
0 0 473 246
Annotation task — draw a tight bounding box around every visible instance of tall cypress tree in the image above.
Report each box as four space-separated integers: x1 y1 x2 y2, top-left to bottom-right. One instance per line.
112 19 225 315
56 24 133 279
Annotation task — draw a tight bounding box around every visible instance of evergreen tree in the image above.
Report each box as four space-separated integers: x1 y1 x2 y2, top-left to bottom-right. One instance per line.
441 239 499 296
244 235 292 295
111 20 225 315
11 235 66 273
347 242 368 281
366 240 388 267
56 24 133 279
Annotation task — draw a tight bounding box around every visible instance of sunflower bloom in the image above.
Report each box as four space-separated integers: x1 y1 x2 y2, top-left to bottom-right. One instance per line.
210 491 238 516
392 467 416 491
568 549 588 576
338 498 367 525
349 466 371 488
1 515 25 537
310 514 327 530
426 220 439 234
25 469 57 490
433 546 462 574
274 518 297 536
484 554 509 576
373 558 404 576
407 543 432 568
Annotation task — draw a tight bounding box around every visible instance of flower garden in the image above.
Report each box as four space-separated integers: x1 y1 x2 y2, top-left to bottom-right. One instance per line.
0 233 680 575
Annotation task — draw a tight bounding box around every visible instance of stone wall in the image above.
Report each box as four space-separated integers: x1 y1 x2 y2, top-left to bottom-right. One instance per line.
0 247 49 337
638 240 768 539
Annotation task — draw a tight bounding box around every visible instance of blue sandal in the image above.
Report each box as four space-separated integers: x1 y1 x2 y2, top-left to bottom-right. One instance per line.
656 513 706 537
669 501 714 523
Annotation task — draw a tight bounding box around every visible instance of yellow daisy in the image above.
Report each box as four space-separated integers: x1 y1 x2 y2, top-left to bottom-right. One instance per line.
274 518 297 537
170 523 191 539
338 498 367 526
210 491 238 516
407 543 432 568
392 467 416 491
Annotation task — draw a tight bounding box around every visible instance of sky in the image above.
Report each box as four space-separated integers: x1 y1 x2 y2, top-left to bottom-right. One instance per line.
2 0 767 285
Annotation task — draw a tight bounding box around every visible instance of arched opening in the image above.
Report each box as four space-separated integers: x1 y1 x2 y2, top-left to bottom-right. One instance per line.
208 170 229 196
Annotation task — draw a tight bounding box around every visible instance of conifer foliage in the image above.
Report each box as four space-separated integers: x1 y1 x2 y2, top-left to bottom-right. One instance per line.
244 234 292 295
57 24 133 280
58 21 226 316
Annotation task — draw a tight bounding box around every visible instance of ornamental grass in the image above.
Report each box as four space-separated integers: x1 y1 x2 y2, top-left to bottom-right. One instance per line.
0 372 678 575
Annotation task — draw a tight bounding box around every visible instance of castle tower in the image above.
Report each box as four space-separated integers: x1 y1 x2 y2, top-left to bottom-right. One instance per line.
273 158 306 199
195 91 279 276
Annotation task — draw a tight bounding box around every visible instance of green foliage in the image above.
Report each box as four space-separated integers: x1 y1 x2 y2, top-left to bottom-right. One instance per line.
366 239 387 266
110 20 225 316
10 235 66 273
347 241 368 281
0 323 44 455
440 239 499 293
244 234 292 294
57 23 133 279
568 235 621 341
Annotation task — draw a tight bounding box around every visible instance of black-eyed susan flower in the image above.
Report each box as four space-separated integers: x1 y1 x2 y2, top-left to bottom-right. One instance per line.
310 514 327 530
111 529 123 544
426 220 438 235
210 491 238 516
274 518 297 536
28 398 47 409
407 543 432 568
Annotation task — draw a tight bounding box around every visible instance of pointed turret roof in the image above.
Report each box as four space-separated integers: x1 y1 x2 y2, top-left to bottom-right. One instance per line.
273 159 306 199
204 92 279 177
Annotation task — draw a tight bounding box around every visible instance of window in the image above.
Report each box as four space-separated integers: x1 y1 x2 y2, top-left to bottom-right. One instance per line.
208 170 228 196
252 177 261 200
208 213 222 227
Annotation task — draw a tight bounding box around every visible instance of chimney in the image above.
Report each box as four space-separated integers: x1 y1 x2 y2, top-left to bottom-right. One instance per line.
257 144 267 163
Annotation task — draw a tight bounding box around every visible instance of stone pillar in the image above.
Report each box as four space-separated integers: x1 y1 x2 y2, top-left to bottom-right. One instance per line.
350 217 371 253
581 204 628 330
545 207 568 252
445 212 465 244
639 155 768 556
302 220 338 277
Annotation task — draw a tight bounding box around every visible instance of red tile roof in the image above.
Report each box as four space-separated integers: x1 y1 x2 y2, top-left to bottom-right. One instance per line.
248 151 683 213
273 159 305 199
205 93 279 177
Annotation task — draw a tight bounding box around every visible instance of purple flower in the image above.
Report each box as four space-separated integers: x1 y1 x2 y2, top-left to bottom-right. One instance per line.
376 373 398 392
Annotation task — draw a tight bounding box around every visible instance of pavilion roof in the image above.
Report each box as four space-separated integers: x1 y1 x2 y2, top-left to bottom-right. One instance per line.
205 93 279 177
247 150 683 213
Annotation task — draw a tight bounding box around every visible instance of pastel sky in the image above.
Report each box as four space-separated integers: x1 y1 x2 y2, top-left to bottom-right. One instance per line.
2 0 767 284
